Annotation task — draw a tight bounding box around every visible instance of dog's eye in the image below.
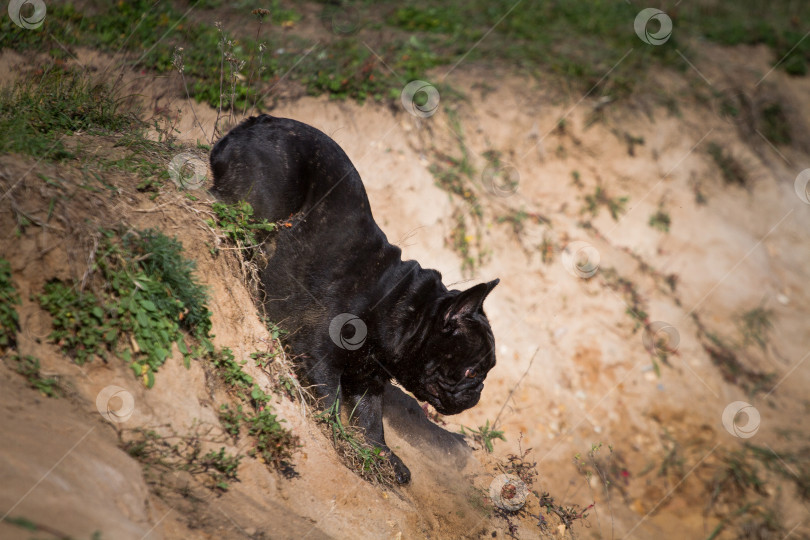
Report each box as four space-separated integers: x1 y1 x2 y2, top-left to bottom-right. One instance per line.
464 368 476 378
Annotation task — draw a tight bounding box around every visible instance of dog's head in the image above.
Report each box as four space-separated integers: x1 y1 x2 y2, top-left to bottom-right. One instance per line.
401 279 499 415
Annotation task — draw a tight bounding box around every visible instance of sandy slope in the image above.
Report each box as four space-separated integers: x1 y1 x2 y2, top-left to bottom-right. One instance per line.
2 37 810 539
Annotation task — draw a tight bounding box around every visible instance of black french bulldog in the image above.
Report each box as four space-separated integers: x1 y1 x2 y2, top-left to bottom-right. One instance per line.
210 115 498 483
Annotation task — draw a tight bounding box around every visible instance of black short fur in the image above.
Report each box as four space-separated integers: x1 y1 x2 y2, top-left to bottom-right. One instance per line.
210 115 499 483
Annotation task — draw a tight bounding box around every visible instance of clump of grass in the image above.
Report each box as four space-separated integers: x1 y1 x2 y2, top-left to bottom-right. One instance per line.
448 211 478 275
739 306 773 350
540 234 555 264
461 419 506 453
37 228 212 387
0 65 133 161
648 207 671 232
0 258 21 351
430 151 478 209
600 268 649 331
317 396 396 485
760 103 791 145
583 185 628 221
702 334 775 396
5 355 61 398
707 142 747 187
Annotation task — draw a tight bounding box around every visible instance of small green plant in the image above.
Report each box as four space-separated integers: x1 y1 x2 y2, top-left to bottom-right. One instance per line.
648 208 671 232
210 348 254 390
37 228 212 387
0 258 21 350
208 201 276 249
707 142 747 187
539 234 555 264
201 447 243 491
448 210 484 275
6 355 61 398
317 396 396 484
739 307 773 350
601 268 649 331
251 350 277 368
703 337 775 396
460 419 505 453
219 403 245 440
245 407 299 469
583 185 628 221
760 103 791 145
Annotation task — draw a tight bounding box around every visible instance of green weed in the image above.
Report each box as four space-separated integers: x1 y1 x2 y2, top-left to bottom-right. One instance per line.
210 349 299 472
600 268 649 332
201 447 243 491
208 201 276 250
648 208 671 232
37 228 212 387
760 103 791 145
740 307 773 350
0 65 133 162
583 185 628 221
6 355 61 398
0 258 21 351
707 142 747 187
245 406 299 470
210 348 254 390
219 403 245 440
460 419 506 453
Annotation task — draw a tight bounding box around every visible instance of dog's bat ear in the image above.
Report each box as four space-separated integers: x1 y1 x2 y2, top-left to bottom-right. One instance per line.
442 278 499 326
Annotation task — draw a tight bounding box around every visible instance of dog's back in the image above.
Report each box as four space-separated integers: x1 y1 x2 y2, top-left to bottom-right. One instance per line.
210 114 370 224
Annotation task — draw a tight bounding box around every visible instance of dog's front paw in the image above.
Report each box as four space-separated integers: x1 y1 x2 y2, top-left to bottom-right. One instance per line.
388 452 411 484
